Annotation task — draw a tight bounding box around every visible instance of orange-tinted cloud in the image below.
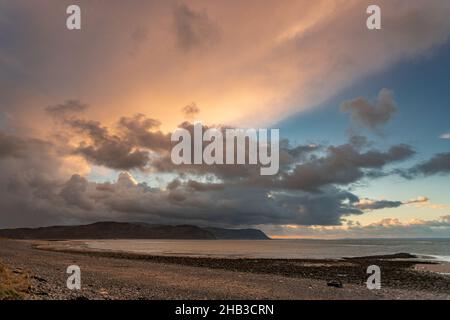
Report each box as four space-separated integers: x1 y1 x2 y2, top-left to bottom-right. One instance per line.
2 0 450 134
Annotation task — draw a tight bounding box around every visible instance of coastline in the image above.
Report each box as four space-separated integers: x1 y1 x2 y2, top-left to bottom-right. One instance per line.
0 239 449 300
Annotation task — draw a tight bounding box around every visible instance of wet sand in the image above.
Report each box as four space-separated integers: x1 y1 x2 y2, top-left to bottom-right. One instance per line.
0 239 449 300
415 262 450 274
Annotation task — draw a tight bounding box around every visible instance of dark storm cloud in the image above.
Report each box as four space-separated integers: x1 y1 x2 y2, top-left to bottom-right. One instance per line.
284 143 321 159
149 121 265 179
173 4 220 51
341 88 397 133
57 113 171 171
1 122 373 228
148 124 414 194
280 143 415 191
75 139 149 171
52 176 364 227
60 174 95 211
0 131 29 158
0 130 78 228
0 131 52 159
185 180 225 192
117 114 171 152
145 122 323 183
0 104 427 229
65 118 150 170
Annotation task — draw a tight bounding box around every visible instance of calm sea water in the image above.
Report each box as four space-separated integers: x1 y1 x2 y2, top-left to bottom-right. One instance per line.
84 238 450 262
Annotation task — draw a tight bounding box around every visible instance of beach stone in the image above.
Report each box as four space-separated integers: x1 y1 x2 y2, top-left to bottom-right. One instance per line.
327 280 343 288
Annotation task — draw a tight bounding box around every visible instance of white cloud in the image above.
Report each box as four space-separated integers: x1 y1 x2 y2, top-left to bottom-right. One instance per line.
267 215 450 239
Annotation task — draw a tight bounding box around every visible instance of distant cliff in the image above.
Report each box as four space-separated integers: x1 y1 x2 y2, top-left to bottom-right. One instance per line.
205 227 270 240
0 222 270 240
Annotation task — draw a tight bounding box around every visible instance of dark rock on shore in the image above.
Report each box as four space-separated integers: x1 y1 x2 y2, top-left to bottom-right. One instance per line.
327 280 343 288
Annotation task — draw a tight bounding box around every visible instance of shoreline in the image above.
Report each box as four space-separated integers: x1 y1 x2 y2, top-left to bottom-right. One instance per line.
36 239 450 265
36 242 450 292
37 238 450 261
1 239 449 300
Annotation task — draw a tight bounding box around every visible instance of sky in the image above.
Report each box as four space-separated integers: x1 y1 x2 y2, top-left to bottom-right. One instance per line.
0 0 450 238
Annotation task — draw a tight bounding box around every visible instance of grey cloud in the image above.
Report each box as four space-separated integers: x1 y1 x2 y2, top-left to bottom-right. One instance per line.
52 113 415 193
150 121 264 179
280 139 321 163
281 143 415 191
341 89 397 133
356 199 403 211
0 131 31 158
185 180 225 192
64 118 149 170
173 4 220 51
0 110 429 229
75 142 149 171
150 123 414 192
149 122 321 182
46 100 88 118
409 152 450 176
61 114 172 170
0 130 80 228
182 102 200 119
42 110 171 170
352 195 428 211
129 26 148 55
60 175 95 211
53 174 363 227
117 114 171 152
118 114 161 132
405 196 429 205
0 131 52 160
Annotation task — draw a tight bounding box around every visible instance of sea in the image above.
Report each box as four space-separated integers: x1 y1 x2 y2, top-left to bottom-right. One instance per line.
83 238 450 262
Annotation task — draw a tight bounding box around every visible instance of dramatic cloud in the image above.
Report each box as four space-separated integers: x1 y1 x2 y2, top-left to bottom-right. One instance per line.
45 112 171 171
1 1 449 235
2 1 450 131
341 89 397 133
0 108 422 230
26 172 365 227
0 105 415 229
0 90 435 231
280 142 414 191
0 130 89 228
116 114 170 152
66 118 150 170
0 110 437 231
